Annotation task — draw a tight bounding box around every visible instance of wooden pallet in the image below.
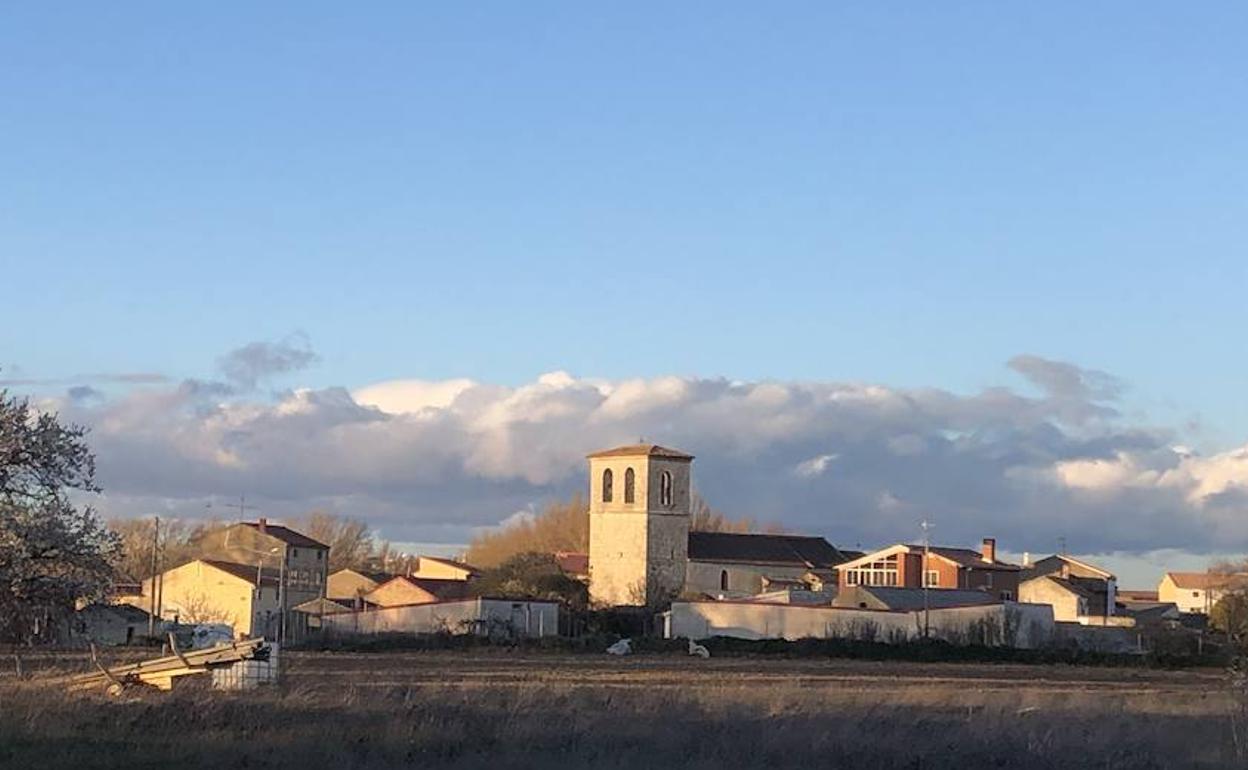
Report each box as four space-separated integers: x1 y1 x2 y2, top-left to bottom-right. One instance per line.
68 634 270 693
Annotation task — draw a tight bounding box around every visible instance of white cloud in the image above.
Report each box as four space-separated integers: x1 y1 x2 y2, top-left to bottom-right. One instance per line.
353 378 478 414
794 453 838 478
42 355 1248 559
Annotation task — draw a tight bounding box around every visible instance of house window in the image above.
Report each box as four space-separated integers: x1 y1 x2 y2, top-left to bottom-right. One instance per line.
985 572 993 588
844 555 900 587
1000 590 1014 601
316 550 322 561
602 469 613 503
720 570 729 591
292 548 299 558
924 570 940 588
660 471 673 507
1192 591 1200 598
624 468 635 504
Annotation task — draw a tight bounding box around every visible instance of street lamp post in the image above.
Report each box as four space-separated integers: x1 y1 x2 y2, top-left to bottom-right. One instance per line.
920 519 933 640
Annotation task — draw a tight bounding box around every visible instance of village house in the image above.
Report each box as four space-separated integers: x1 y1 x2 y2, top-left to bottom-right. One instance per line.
365 575 475 607
60 603 160 646
1019 554 1119 624
586 443 850 606
196 520 330 608
125 559 282 638
685 531 846 597
327 568 393 604
1158 571 1248 614
835 540 1021 601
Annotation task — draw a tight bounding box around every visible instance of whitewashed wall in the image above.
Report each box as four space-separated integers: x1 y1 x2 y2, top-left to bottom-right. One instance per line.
322 598 559 638
666 600 1055 648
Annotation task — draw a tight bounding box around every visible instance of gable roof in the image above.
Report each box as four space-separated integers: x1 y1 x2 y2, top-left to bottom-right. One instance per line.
371 575 474 601
1024 554 1115 581
687 532 845 568
1035 575 1097 600
418 555 481 575
239 522 328 549
202 559 281 586
910 546 1021 572
839 544 1020 572
1165 571 1248 590
332 568 394 584
586 444 694 460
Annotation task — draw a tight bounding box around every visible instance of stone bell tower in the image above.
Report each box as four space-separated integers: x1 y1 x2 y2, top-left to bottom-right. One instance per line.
586 443 693 607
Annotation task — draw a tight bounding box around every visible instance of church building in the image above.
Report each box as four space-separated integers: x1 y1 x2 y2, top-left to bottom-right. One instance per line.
586 443 849 606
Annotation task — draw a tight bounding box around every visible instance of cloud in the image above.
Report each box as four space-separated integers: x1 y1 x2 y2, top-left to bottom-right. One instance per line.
44 354 1248 560
1007 355 1123 425
794 454 838 478
217 334 319 390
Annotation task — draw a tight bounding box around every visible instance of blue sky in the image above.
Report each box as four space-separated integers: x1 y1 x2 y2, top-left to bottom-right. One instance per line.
2 5 1247 584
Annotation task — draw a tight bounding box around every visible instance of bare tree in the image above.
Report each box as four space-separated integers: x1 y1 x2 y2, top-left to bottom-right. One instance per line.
173 591 234 625
0 389 119 644
299 511 373 571
465 494 588 568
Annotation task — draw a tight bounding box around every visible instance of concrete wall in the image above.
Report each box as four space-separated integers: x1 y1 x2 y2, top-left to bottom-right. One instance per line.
666 600 1055 648
322 598 559 638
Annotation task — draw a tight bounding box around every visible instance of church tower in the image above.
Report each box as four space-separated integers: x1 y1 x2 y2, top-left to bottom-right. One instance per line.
587 443 693 607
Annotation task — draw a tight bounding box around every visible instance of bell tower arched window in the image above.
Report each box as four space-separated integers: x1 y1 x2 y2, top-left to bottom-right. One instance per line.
602 469 613 503
624 468 635 504
660 470 674 507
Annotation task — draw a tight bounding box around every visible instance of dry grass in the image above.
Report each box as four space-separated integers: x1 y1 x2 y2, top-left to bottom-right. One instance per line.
0 650 1237 769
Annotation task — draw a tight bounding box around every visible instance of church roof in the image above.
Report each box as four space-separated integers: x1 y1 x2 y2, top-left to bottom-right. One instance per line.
586 444 694 460
687 532 846 568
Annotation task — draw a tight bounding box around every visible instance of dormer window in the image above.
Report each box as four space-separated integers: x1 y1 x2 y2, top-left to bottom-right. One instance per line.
660 471 673 507
602 469 613 503
624 468 635 504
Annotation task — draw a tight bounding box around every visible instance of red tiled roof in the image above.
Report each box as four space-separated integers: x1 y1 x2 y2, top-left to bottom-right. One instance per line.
555 552 589 575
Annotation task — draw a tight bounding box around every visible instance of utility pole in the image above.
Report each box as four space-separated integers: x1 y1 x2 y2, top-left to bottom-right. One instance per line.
147 516 160 637
921 519 933 640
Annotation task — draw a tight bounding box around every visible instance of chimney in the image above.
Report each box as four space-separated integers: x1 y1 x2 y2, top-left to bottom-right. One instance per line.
981 537 996 564
1022 551 1031 568
257 517 267 534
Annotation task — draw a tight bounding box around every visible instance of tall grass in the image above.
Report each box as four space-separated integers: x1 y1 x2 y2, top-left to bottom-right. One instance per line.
0 651 1235 769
